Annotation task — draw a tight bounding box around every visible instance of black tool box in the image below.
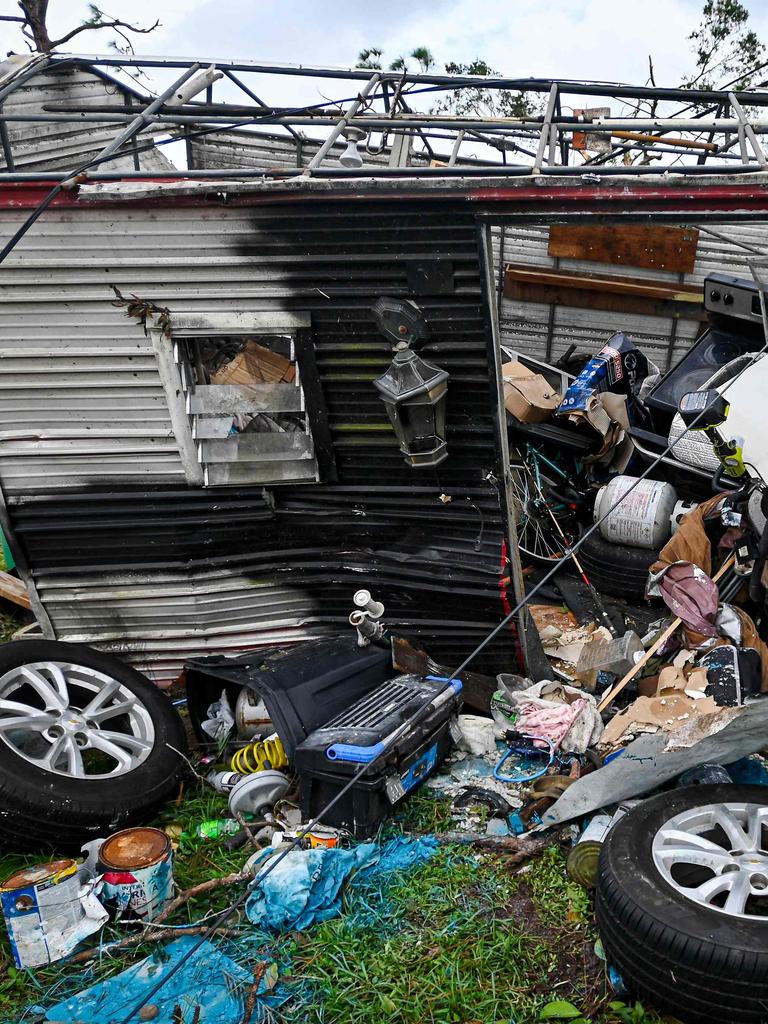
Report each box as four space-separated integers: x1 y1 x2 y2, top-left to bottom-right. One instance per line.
294 673 463 838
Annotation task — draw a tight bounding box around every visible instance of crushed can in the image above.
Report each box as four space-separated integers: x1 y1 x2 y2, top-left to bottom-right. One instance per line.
1 859 107 968
98 827 174 923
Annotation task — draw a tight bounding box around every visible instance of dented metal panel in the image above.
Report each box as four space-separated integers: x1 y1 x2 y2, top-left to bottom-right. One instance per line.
0 198 514 680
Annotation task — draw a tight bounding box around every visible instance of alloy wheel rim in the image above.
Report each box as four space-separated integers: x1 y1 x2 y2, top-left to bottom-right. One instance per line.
652 801 768 918
0 661 155 779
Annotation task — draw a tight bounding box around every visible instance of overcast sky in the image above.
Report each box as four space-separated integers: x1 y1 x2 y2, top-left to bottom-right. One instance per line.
3 0 768 111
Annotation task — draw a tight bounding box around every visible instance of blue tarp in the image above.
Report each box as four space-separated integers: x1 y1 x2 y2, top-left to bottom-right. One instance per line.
245 835 439 931
44 937 277 1024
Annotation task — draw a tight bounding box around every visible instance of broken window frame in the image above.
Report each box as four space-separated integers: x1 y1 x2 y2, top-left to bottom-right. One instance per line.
150 311 335 487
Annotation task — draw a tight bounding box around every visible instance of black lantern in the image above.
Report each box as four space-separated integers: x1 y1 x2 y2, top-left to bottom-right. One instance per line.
373 345 449 468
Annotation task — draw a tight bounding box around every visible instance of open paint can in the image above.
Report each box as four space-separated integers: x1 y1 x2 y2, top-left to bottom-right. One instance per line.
0 859 106 968
98 827 174 922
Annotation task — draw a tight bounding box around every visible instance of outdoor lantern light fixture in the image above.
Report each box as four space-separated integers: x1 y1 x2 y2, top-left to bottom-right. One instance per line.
372 297 449 468
339 126 366 168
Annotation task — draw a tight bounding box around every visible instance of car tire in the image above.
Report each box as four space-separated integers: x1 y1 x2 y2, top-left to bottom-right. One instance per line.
577 531 658 600
596 784 768 1024
0 640 186 851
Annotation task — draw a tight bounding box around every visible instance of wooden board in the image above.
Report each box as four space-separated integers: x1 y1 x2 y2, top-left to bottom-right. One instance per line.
0 570 30 609
548 224 699 274
504 265 705 321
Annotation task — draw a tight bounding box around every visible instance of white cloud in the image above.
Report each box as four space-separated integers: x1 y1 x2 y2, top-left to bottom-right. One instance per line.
4 0 768 113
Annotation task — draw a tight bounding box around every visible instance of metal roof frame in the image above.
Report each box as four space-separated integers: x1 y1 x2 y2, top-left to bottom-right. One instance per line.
2 52 768 182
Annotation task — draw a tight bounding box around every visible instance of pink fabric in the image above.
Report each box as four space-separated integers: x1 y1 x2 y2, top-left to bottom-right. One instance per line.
517 699 587 749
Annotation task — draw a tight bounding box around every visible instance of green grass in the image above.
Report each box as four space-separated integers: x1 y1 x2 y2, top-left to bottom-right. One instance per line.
0 783 670 1024
0 611 19 645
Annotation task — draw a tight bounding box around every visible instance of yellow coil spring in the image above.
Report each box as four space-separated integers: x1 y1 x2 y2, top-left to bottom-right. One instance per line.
231 737 288 774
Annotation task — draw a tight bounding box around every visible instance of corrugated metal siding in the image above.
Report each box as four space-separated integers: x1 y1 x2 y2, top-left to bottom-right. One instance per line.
0 199 513 684
0 66 174 173
492 222 766 369
190 128 487 172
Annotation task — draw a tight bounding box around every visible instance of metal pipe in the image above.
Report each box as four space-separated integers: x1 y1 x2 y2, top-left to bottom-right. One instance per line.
729 91 767 167
1 160 764 184
10 111 768 135
43 55 768 105
305 72 381 170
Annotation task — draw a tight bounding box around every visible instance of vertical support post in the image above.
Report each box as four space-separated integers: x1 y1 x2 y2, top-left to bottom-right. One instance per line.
477 223 530 668
533 83 558 173
447 129 465 166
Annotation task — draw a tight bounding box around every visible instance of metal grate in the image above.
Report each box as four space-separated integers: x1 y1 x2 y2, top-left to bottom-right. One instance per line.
322 678 424 731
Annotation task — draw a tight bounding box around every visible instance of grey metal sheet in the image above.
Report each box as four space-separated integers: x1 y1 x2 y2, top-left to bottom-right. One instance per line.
201 433 314 461
189 383 303 415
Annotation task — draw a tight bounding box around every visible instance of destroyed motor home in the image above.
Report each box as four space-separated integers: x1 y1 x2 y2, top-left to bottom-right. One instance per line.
4 48 768 1024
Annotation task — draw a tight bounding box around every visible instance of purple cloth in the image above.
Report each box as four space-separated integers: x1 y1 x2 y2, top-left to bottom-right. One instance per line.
659 561 719 636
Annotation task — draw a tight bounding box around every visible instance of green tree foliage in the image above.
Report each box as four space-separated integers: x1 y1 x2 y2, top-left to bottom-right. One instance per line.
356 49 540 118
684 0 765 91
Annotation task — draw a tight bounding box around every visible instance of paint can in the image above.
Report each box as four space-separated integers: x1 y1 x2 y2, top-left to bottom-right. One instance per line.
98 827 174 923
0 859 106 968
566 814 614 888
566 804 638 888
306 829 340 849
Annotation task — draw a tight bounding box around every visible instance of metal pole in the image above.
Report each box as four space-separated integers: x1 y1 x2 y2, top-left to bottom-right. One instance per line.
75 62 203 174
305 72 381 171
729 91 767 167
534 84 558 172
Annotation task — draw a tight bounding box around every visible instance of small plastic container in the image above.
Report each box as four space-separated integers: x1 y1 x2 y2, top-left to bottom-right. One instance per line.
576 631 643 675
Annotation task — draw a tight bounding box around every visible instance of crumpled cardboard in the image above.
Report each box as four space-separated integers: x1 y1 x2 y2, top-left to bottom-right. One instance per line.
502 360 561 424
599 691 720 748
212 340 296 386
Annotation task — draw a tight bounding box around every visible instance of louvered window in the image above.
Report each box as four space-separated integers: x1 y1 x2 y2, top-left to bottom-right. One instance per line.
152 313 333 487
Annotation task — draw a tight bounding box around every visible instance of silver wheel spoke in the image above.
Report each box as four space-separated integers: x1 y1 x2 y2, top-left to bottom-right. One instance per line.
0 698 58 732
691 874 734 904
41 733 69 771
89 731 150 772
712 807 750 851
18 666 68 710
87 698 137 725
80 679 121 719
0 710 58 732
745 805 768 852
657 845 733 872
63 735 84 777
723 873 752 915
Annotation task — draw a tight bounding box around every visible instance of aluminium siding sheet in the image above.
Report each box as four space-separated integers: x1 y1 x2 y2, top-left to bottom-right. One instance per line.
0 198 515 681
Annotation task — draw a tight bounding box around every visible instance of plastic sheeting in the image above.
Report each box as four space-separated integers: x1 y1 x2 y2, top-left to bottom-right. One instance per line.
245 836 439 931
44 937 277 1024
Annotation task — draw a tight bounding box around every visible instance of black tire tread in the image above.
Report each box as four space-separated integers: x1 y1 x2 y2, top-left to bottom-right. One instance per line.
596 784 768 1024
0 640 186 851
577 531 658 599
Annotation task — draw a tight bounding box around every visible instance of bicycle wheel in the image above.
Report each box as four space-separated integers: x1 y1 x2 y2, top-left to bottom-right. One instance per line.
509 460 580 565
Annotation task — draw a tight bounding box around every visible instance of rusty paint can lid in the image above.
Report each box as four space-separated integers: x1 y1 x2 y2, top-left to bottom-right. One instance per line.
1 859 77 891
99 827 171 870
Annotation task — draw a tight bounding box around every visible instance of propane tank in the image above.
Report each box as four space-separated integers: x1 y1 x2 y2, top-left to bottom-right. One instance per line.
670 499 698 535
594 476 678 550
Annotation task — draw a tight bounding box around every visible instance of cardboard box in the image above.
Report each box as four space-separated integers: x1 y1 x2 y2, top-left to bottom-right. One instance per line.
212 340 296 386
502 360 561 424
